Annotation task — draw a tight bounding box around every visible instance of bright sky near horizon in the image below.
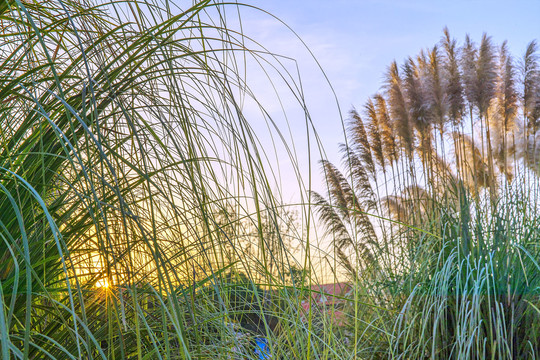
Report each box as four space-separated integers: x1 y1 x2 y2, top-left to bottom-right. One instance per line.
232 0 540 205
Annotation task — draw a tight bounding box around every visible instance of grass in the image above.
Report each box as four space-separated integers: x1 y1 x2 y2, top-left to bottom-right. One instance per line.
1 0 540 359
313 30 540 359
0 0 337 358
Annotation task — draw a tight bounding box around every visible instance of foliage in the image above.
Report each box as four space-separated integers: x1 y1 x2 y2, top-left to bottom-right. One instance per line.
314 29 540 358
3 0 539 356
0 0 338 358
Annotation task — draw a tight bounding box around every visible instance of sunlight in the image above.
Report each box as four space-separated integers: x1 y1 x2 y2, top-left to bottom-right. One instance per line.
96 278 110 289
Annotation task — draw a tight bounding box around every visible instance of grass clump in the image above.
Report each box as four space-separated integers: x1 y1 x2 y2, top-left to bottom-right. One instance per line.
2 0 540 357
0 0 337 358
314 30 540 359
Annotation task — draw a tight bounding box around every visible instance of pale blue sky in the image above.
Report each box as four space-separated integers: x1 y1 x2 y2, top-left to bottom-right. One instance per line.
233 0 540 203
220 1 539 280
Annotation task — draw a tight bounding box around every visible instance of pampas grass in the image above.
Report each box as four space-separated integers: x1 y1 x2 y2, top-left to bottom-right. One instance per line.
0 0 346 358
313 29 540 359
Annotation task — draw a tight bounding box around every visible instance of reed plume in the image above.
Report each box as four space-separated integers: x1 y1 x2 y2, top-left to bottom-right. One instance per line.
386 61 414 157
461 35 478 109
348 109 376 177
339 144 378 212
425 46 447 133
521 40 540 132
374 94 399 165
416 143 457 190
364 97 385 169
311 191 377 271
476 34 498 116
380 195 409 222
442 28 465 125
320 159 355 221
453 132 494 194
491 41 518 181
403 56 429 130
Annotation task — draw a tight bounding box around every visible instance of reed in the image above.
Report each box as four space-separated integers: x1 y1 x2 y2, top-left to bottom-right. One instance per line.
313 30 540 359
0 0 345 358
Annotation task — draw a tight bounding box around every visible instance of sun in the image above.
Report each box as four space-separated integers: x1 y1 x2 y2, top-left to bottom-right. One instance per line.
96 278 110 289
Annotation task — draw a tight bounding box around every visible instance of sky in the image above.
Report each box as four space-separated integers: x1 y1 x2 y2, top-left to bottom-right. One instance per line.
230 0 540 207
196 0 540 280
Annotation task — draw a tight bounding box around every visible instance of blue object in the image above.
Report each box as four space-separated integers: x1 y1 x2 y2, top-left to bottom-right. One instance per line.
254 337 271 359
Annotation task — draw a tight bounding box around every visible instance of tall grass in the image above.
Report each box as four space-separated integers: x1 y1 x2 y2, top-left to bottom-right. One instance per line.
313 30 540 358
0 0 346 358
3 0 539 358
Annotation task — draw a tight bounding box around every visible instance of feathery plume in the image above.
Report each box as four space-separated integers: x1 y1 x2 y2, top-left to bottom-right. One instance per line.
453 132 494 193
322 157 378 245
386 61 414 156
311 191 355 250
311 191 378 268
403 56 429 130
348 109 376 177
336 247 359 279
416 144 457 188
491 41 518 181
374 94 398 164
475 33 497 116
521 40 540 131
493 42 518 133
340 144 378 212
405 53 436 158
364 97 385 169
442 28 464 124
426 45 447 131
461 33 498 116
461 34 478 107
381 195 409 222
320 159 354 221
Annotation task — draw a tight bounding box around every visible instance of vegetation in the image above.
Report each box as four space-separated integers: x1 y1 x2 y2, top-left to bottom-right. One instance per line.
0 0 340 358
1 0 540 357
313 29 540 358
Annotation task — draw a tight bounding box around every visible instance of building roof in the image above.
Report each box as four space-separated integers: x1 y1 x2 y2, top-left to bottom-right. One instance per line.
299 282 352 308
299 282 352 326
